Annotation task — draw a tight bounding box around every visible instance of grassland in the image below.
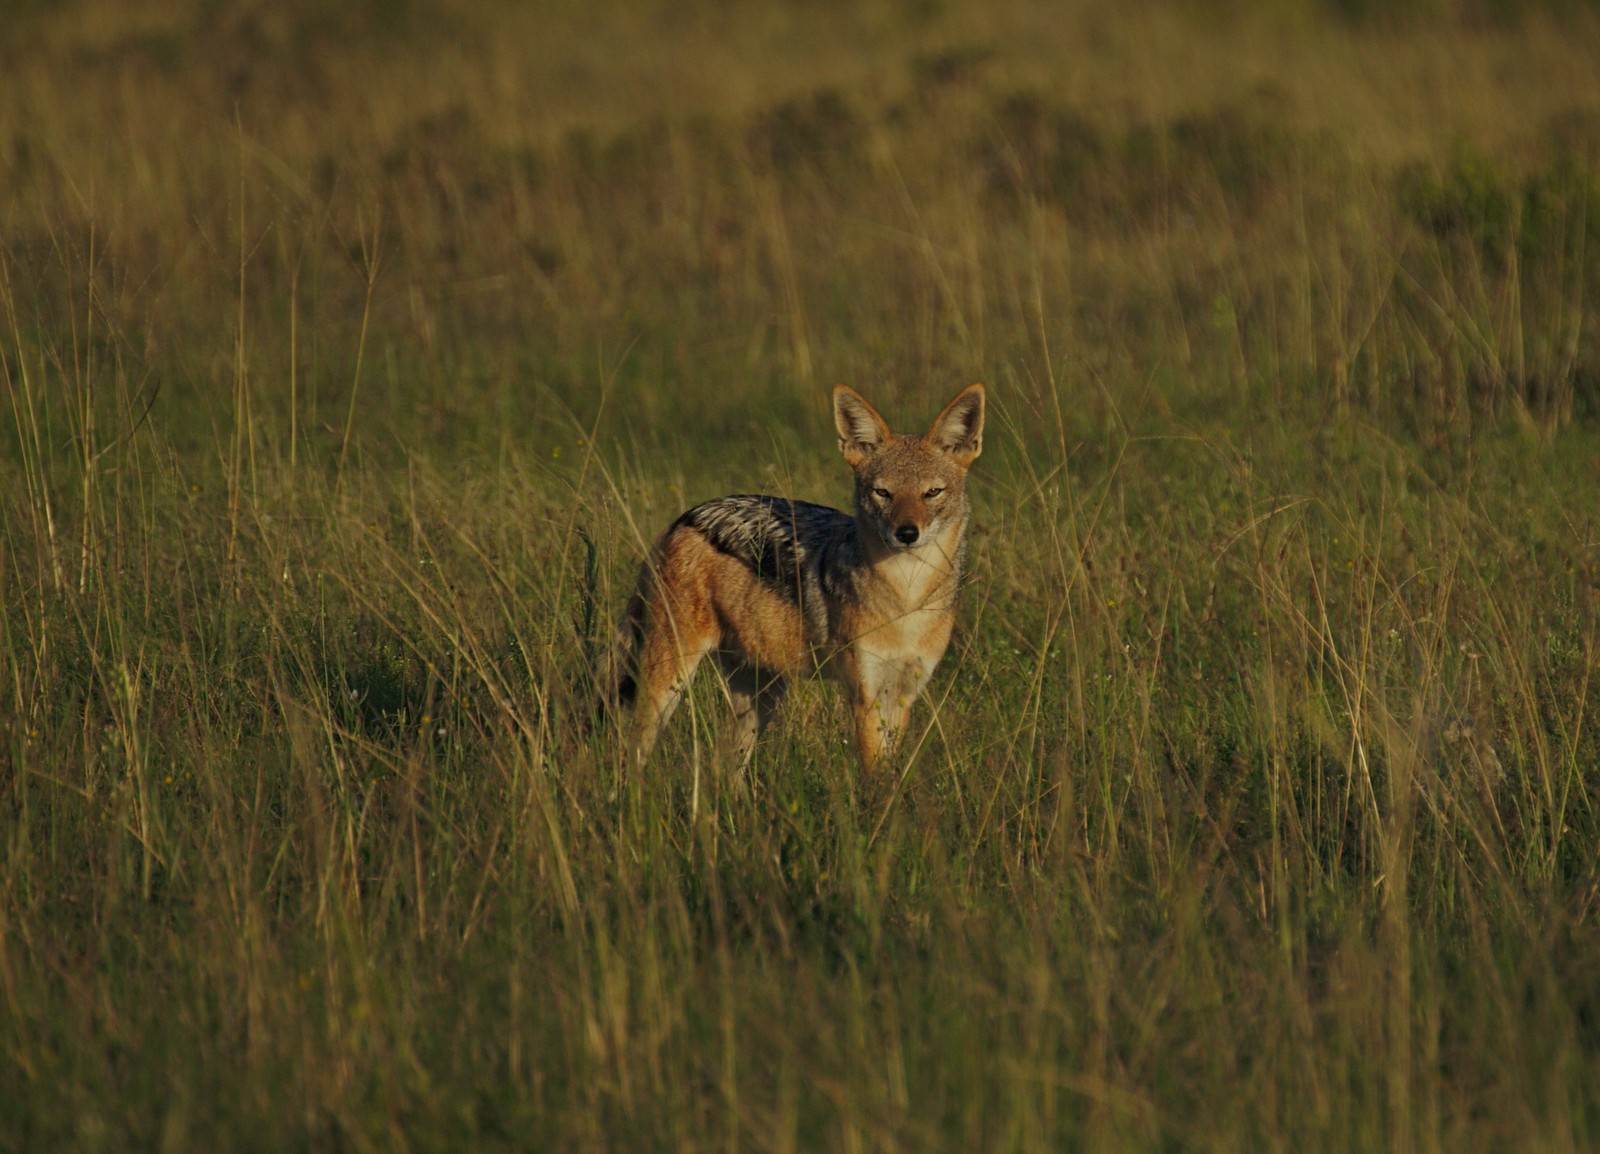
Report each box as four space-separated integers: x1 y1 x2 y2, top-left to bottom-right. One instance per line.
4 1 1600 1149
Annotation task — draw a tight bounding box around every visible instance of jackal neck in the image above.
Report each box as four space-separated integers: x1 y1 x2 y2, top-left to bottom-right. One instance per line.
853 503 967 608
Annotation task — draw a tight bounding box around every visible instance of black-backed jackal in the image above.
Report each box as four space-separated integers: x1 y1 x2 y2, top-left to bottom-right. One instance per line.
611 383 985 775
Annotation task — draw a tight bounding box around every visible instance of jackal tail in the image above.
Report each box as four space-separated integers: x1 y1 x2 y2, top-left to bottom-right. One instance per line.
604 578 647 714
566 551 647 739
581 553 650 732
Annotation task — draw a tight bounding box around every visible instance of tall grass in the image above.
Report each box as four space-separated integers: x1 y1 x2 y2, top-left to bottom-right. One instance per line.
3 1 1600 1149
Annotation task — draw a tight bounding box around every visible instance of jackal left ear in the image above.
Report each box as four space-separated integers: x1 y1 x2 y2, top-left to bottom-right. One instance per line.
834 385 891 467
927 383 985 465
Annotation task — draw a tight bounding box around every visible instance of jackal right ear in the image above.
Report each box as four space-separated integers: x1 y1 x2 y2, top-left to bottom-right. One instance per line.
834 385 891 467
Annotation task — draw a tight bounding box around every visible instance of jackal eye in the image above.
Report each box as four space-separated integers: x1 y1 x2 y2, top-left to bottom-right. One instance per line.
923 486 945 499
872 487 893 501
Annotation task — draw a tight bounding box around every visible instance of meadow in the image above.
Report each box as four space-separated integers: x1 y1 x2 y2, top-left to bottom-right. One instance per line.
4 0 1600 1149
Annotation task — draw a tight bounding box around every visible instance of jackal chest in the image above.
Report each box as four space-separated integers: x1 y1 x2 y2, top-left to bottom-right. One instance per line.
862 601 954 663
838 606 952 705
826 566 956 682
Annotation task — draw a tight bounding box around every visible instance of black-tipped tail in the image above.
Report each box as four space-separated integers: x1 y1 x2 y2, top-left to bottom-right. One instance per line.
574 575 645 738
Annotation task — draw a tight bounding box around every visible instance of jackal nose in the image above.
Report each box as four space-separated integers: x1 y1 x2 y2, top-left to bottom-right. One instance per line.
894 524 920 546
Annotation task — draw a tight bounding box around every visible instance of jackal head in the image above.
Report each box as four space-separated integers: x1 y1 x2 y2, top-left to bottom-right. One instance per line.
833 383 985 552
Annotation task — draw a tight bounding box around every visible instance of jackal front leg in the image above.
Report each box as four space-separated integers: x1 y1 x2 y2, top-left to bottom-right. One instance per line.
849 653 924 773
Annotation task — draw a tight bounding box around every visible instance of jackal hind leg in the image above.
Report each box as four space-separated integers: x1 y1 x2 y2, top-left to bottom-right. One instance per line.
718 657 788 775
630 616 717 773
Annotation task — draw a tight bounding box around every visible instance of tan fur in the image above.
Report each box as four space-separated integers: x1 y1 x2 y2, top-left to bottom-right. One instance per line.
618 383 985 776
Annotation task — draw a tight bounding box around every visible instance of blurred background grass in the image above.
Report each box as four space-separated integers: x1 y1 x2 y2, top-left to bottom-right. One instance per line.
3 1 1600 1150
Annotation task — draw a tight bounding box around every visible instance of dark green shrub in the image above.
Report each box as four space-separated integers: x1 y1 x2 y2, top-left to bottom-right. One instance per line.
747 88 866 175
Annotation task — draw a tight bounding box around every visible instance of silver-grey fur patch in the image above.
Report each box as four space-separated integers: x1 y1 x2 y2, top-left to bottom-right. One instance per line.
675 495 857 634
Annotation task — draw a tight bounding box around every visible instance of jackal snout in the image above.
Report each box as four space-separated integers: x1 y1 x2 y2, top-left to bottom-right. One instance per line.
894 523 920 545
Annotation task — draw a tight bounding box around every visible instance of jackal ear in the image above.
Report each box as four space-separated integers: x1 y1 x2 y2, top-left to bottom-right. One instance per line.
927 383 985 466
834 385 891 466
